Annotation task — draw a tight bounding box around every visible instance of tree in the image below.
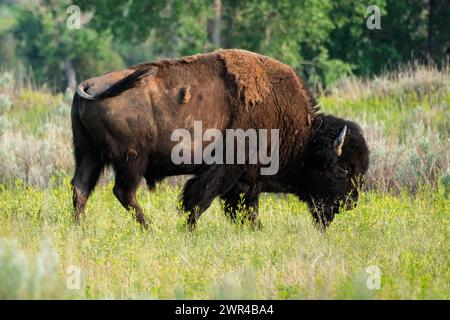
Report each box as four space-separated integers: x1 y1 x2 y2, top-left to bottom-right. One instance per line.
79 0 213 58
426 0 450 61
12 0 449 90
327 0 450 75
13 0 124 90
79 0 351 87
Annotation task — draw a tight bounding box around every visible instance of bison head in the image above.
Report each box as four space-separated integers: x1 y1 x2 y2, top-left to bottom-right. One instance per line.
296 115 369 229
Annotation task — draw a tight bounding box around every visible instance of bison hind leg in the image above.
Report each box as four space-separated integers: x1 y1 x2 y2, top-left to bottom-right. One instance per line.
71 153 104 223
71 100 105 223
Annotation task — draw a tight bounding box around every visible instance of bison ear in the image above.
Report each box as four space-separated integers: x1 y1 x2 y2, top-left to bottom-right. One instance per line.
333 125 347 157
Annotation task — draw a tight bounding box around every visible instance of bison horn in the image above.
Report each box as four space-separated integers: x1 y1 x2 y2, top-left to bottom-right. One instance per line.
334 125 347 157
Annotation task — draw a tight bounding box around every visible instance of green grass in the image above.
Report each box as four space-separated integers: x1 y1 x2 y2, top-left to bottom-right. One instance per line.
0 181 448 299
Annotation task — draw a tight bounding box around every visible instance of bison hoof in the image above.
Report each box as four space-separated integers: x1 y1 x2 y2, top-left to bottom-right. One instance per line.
186 214 197 232
136 216 150 230
141 221 150 230
250 219 263 230
313 219 332 232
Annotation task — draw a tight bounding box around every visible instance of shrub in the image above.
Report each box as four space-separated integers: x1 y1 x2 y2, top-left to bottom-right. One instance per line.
13 89 59 111
363 122 450 194
0 129 73 188
0 94 12 114
0 72 14 91
0 238 62 299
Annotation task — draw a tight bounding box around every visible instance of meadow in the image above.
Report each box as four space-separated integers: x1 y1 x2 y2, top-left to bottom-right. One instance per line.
0 65 449 299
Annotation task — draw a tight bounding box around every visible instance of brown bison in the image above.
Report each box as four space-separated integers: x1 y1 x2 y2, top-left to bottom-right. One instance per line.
71 49 369 230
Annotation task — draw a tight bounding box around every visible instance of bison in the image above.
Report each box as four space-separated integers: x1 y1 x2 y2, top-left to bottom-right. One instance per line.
71 49 369 230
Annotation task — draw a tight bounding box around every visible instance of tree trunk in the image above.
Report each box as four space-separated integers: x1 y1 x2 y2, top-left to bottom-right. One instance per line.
427 0 437 59
64 57 77 91
213 0 222 47
224 6 234 48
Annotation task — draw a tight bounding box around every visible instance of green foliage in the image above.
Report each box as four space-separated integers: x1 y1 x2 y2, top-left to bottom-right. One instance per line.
80 0 213 57
0 32 17 67
328 0 450 75
78 0 449 88
12 1 125 90
78 0 353 87
0 3 15 32
2 1 449 88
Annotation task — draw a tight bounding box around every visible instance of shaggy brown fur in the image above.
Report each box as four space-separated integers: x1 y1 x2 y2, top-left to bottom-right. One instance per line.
71 49 369 230
218 49 271 107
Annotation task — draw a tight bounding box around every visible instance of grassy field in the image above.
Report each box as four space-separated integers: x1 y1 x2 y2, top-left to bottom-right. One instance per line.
0 65 449 299
0 182 449 299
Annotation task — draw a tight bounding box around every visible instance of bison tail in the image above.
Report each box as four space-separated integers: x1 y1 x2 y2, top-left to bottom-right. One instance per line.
76 68 153 101
71 94 92 166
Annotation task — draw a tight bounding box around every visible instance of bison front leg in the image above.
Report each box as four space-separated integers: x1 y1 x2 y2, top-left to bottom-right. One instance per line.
113 170 149 229
182 165 243 230
308 201 336 232
221 183 262 229
113 178 148 229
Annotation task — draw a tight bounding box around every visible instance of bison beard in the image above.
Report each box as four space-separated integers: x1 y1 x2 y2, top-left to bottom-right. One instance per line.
71 49 369 231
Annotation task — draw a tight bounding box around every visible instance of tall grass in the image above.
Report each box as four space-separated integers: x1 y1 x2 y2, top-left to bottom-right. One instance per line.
328 63 449 100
